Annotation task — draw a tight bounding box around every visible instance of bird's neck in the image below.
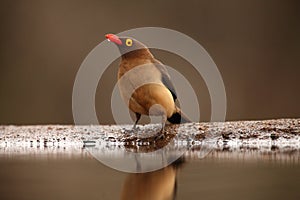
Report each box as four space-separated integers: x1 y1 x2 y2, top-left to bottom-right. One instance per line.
121 49 153 60
118 49 155 79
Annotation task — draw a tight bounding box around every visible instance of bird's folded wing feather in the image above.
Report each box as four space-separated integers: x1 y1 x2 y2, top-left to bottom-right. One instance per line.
153 60 178 101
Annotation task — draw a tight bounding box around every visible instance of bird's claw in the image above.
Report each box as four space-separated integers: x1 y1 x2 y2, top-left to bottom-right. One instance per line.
122 126 142 137
154 133 166 140
133 126 141 131
122 128 136 135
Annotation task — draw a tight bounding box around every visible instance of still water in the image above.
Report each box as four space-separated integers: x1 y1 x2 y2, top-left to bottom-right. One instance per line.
0 150 299 200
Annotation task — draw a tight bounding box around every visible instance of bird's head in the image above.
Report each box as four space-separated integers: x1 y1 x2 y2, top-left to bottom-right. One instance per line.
105 34 152 59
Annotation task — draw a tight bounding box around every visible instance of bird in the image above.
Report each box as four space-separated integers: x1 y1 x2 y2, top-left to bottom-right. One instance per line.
106 33 191 131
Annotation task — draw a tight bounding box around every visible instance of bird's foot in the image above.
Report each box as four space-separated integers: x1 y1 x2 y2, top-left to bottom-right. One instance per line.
154 132 166 140
122 128 136 136
133 126 141 131
154 134 165 140
122 126 141 137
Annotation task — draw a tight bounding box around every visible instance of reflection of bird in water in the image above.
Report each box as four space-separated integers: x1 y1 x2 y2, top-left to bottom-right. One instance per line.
106 34 191 131
120 157 185 200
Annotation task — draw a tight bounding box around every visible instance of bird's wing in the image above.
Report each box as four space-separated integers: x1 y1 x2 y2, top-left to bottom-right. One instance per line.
153 60 177 101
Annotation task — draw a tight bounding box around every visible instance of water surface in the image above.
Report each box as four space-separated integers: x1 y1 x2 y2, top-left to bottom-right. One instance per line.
0 150 299 200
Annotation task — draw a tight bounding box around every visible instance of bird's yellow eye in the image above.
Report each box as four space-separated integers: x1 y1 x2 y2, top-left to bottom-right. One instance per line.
125 39 133 46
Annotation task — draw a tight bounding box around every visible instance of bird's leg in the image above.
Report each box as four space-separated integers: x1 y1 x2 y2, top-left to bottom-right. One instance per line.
155 114 167 140
161 114 167 132
160 114 167 133
133 113 141 129
122 113 141 135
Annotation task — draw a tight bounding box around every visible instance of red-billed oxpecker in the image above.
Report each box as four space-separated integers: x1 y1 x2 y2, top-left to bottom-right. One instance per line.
106 34 191 131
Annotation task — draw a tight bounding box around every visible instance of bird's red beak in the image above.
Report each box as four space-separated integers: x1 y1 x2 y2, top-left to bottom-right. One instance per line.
105 34 122 45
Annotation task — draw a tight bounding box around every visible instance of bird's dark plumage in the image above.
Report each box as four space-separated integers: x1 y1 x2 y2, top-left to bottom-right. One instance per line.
153 61 178 101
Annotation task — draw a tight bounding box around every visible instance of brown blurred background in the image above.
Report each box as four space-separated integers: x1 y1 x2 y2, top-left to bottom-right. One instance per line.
0 0 299 125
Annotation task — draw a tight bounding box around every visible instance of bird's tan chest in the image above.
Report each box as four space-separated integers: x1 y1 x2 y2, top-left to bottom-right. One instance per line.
117 60 175 117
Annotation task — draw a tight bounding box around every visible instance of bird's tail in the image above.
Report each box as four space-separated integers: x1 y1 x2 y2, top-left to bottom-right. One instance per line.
167 107 191 124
